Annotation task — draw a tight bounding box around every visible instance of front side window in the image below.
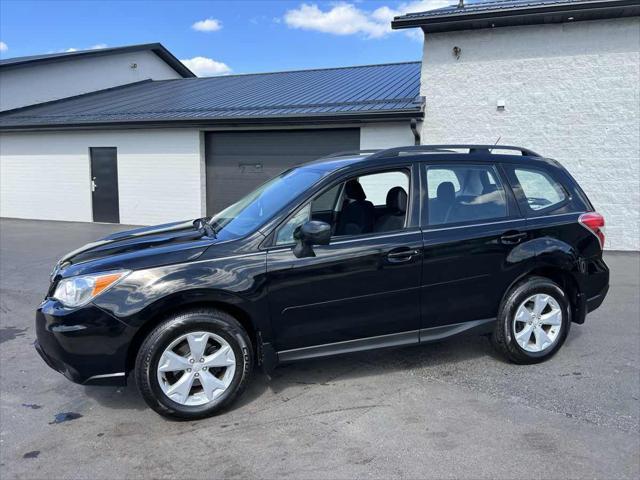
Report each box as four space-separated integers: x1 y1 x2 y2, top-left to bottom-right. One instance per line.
275 168 411 245
514 168 566 211
275 204 311 245
358 171 409 206
427 165 507 225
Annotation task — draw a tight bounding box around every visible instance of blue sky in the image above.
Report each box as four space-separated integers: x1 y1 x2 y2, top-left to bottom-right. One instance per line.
0 1 449 76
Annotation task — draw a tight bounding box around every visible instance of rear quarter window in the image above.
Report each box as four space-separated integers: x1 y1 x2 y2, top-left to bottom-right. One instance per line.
513 168 567 212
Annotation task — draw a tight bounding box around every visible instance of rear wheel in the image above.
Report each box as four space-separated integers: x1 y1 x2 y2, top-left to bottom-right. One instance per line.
135 308 253 419
492 276 570 364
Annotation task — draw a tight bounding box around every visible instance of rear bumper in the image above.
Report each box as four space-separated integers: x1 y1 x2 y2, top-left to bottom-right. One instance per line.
574 282 609 324
35 300 133 386
587 284 609 313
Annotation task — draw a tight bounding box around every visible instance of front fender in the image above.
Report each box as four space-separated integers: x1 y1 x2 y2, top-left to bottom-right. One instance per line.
93 252 269 335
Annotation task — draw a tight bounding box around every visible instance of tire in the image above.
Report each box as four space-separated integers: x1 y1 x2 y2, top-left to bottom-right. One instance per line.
135 308 253 419
492 276 571 364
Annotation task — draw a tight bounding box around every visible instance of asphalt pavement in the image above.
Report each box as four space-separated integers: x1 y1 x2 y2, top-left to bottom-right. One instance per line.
0 218 638 479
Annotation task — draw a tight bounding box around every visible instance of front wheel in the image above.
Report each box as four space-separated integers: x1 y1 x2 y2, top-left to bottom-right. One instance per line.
492 276 571 364
135 308 253 419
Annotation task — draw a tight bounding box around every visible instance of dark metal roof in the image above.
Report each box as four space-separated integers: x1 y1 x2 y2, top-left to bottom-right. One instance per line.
0 62 423 131
0 43 195 78
392 0 640 33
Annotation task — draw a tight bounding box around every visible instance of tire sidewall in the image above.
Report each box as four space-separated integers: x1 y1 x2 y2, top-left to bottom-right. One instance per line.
139 312 252 419
502 279 571 361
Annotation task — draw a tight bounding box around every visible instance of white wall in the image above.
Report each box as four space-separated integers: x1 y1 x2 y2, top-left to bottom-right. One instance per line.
0 50 183 111
360 122 417 149
0 129 202 225
420 18 640 250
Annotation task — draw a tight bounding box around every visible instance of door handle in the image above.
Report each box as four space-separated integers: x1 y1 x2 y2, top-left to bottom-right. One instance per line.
91 178 97 192
386 248 421 262
500 231 527 245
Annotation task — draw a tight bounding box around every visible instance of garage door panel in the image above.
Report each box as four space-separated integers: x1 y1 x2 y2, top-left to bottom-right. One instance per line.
205 129 359 215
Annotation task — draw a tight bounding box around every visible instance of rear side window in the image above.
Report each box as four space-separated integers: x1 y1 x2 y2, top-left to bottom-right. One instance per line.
427 165 507 226
514 168 566 211
427 169 460 198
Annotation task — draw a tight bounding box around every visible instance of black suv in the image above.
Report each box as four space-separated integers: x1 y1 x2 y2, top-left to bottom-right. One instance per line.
36 145 609 419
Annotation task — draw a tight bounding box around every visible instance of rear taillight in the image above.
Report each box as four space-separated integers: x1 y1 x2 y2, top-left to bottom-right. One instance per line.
579 212 605 249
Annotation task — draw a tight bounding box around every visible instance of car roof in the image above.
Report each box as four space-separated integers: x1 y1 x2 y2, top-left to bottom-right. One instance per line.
304 145 560 172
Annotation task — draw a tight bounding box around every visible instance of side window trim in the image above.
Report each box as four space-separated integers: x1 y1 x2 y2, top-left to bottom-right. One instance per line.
269 164 416 248
503 164 571 216
421 162 519 229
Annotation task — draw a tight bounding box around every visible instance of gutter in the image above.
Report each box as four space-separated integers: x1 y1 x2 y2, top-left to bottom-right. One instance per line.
410 118 421 146
0 110 425 133
391 0 640 30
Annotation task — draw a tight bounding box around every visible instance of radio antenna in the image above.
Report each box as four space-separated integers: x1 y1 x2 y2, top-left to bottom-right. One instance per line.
490 136 501 152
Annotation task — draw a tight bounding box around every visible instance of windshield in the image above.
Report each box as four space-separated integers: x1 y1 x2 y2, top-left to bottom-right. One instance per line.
208 167 328 240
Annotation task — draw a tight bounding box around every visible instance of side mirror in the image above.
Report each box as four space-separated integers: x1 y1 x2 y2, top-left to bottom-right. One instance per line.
292 220 331 258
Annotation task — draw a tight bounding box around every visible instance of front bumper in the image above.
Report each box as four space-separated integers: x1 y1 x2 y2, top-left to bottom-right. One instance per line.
35 300 134 386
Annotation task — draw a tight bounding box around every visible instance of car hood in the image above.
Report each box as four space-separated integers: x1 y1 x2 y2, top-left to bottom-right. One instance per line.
54 219 216 279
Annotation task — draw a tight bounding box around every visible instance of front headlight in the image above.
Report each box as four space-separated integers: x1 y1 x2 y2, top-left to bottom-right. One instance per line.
53 270 130 308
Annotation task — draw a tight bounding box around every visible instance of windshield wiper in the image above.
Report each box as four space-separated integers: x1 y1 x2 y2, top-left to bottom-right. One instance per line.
193 217 217 238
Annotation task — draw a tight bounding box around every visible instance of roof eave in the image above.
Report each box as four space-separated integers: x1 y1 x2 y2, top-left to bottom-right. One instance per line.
391 0 640 32
150 46 196 78
0 110 424 133
0 43 195 78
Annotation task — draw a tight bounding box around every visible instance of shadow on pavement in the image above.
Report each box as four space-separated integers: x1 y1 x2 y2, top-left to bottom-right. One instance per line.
82 332 499 415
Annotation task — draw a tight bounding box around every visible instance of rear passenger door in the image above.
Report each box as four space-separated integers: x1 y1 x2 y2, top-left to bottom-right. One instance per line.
419 162 532 332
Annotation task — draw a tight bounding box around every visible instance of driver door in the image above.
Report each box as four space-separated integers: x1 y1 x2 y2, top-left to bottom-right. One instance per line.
265 165 423 359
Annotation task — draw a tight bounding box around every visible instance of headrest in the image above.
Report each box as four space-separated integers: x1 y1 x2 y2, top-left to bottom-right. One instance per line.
437 182 455 202
345 180 366 201
386 187 408 214
482 184 498 195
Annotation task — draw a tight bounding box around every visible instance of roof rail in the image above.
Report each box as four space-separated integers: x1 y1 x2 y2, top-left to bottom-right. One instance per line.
320 149 381 160
367 144 541 159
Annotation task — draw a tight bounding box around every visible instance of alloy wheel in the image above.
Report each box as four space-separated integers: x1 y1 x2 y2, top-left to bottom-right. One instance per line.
156 331 236 406
512 294 563 353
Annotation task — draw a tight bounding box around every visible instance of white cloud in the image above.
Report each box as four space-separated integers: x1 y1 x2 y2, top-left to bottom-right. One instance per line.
0 41 8 52
283 1 449 39
63 44 107 53
284 3 387 38
180 56 231 77
192 18 222 32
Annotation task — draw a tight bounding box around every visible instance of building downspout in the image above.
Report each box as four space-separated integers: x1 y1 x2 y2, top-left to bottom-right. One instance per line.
410 118 421 145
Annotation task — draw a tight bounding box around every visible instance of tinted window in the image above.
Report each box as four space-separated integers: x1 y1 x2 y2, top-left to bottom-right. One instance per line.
311 183 341 212
514 168 566 211
427 169 460 199
275 169 410 244
427 165 507 225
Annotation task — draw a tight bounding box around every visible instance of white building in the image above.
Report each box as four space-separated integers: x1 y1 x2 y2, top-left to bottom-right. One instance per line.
0 49 421 226
0 43 194 111
393 0 640 251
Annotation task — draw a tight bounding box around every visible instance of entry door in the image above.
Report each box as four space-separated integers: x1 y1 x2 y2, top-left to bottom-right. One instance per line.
267 165 423 356
268 230 424 357
90 147 120 223
420 162 529 330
